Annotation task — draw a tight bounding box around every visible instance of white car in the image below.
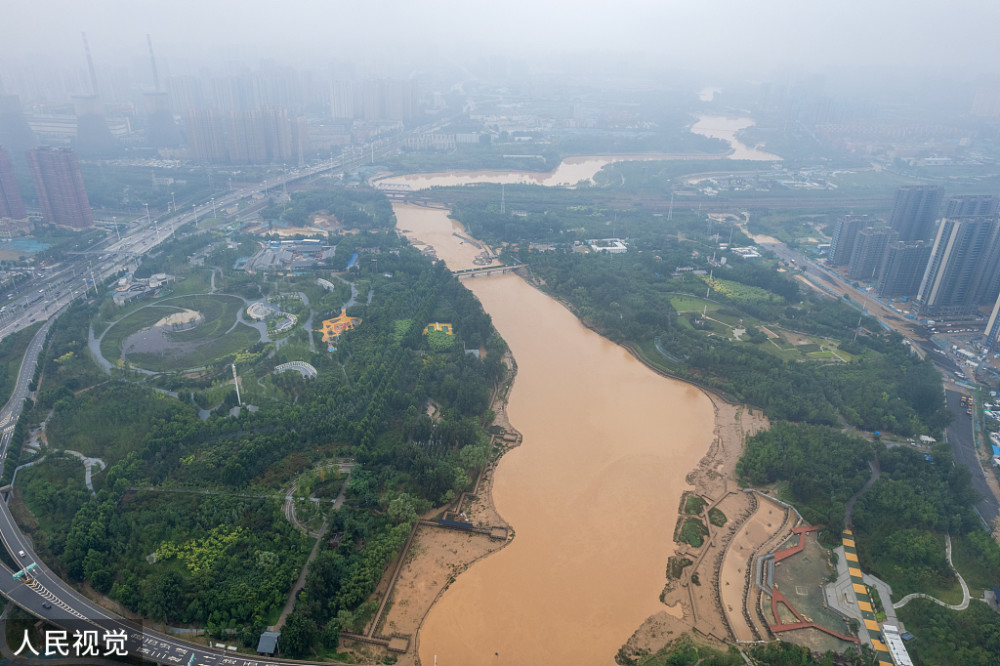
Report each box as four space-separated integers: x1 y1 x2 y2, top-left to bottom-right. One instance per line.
17 550 25 557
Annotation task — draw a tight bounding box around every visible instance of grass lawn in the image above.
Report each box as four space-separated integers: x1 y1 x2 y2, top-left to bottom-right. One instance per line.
196 216 228 230
922 579 967 606
684 494 707 515
128 322 261 372
100 305 178 362
668 295 722 313
103 294 259 371
159 294 244 342
169 271 212 296
951 533 1000 593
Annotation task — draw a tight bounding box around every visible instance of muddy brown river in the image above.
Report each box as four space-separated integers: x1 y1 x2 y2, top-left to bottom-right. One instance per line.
396 204 714 666
690 116 781 161
375 153 723 191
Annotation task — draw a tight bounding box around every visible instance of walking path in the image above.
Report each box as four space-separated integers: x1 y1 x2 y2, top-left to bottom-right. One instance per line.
893 534 970 610
283 463 353 538
276 462 354 629
90 293 267 376
844 458 879 529
63 450 106 496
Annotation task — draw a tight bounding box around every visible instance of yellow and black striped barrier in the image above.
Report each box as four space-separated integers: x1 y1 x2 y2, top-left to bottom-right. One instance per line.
842 530 893 666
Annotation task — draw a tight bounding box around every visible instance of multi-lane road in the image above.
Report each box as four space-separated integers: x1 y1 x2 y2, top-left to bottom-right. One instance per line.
0 145 420 662
0 301 363 665
0 142 992 661
945 389 1000 526
0 125 421 344
756 237 1000 527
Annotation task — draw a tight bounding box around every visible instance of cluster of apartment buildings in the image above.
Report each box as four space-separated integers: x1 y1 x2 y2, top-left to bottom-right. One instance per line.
827 185 1000 350
1 62 422 165
0 145 93 231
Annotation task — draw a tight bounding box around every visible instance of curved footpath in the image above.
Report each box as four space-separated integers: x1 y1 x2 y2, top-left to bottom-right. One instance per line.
841 460 972 613
892 535 971 611
844 460 880 529
0 313 351 666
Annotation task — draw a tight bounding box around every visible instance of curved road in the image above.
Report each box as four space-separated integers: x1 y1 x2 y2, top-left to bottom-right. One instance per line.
0 121 446 664
0 316 349 665
893 535 971 611
944 388 1000 526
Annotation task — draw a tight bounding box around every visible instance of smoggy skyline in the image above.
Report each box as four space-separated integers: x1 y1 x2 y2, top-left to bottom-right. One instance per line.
3 0 1000 81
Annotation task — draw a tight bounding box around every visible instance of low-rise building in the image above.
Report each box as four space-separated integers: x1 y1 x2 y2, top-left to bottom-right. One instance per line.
112 273 174 306
256 632 280 657
588 238 628 254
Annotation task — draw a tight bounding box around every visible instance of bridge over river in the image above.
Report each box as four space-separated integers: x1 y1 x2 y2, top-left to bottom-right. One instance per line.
454 264 526 280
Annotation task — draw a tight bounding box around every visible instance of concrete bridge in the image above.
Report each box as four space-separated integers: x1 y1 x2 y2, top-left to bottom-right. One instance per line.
454 264 526 280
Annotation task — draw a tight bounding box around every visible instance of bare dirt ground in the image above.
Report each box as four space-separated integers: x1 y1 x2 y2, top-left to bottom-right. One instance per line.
617 395 784 663
347 377 776 666
722 496 796 640
340 359 518 665
340 473 512 666
376 528 504 666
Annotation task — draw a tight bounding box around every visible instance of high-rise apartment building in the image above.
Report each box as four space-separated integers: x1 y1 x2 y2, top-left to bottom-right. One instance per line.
292 116 309 167
72 94 119 157
945 194 999 218
0 95 35 155
185 107 296 164
848 227 897 281
185 109 229 163
828 215 872 266
985 294 1000 351
167 76 205 114
888 185 943 241
0 147 26 221
144 92 180 148
227 110 267 164
211 77 252 111
260 107 293 163
330 81 356 120
25 147 94 229
875 240 931 298
915 215 1000 316
330 79 418 122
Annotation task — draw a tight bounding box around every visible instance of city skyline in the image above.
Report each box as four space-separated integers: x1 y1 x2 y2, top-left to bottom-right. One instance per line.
3 0 1000 83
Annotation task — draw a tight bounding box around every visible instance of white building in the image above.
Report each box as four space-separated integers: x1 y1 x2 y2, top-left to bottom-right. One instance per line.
588 238 628 254
882 625 913 666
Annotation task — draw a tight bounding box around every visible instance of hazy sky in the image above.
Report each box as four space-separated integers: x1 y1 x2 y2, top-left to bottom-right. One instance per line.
4 0 1000 78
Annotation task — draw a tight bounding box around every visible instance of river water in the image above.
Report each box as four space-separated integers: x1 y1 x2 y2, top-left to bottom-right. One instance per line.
396 204 715 666
375 153 721 192
377 116 777 194
698 87 721 102
689 115 781 161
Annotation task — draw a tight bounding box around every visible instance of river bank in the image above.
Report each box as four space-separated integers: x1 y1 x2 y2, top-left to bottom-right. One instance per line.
383 202 774 665
689 116 781 162
373 151 730 191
